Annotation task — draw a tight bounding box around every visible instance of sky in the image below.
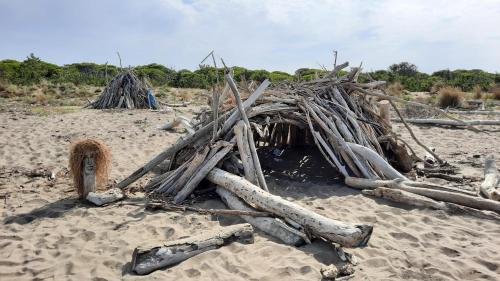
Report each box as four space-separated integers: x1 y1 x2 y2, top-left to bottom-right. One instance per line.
1 0 499 74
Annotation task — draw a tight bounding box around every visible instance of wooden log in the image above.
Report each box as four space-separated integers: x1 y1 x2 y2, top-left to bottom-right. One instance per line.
216 187 305 246
362 187 500 220
82 153 96 198
225 73 268 191
345 177 500 213
346 143 407 180
174 143 234 203
207 168 373 247
378 100 391 126
391 118 500 126
86 188 124 206
480 155 500 201
446 110 500 116
131 223 254 275
234 121 257 183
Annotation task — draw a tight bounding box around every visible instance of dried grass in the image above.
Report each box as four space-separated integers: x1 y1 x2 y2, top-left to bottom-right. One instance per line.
387 82 404 96
69 139 111 198
437 86 464 108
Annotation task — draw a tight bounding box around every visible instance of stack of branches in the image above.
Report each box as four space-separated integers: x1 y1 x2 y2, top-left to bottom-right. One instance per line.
117 62 415 250
146 63 412 201
88 69 157 109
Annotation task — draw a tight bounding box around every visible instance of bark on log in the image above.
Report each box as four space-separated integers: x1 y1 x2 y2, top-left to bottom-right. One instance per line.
131 223 254 275
207 168 373 247
346 177 500 213
86 188 124 206
480 155 500 201
216 187 305 246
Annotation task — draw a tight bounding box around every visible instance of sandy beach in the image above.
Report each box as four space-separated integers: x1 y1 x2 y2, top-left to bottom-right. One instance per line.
1 104 499 280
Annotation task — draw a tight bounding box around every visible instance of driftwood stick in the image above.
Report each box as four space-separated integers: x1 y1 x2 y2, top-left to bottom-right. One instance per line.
392 118 500 126
116 117 219 190
131 223 254 275
216 187 306 246
207 168 373 247
363 187 500 220
146 201 271 217
346 177 500 213
388 100 445 164
226 73 269 191
165 146 210 195
446 110 500 115
174 143 234 203
480 155 500 201
352 86 480 132
234 121 257 183
346 143 407 180
220 79 270 134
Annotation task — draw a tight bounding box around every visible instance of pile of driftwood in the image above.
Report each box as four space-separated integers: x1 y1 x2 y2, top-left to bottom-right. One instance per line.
100 62 500 276
88 69 157 109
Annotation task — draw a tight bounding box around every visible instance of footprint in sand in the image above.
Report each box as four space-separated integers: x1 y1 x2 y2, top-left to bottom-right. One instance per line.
389 232 419 242
440 246 461 257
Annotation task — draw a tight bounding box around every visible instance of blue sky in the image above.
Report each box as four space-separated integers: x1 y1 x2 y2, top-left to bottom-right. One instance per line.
1 0 499 73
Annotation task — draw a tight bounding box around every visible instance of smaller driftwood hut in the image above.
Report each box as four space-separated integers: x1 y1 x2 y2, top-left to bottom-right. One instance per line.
88 70 157 109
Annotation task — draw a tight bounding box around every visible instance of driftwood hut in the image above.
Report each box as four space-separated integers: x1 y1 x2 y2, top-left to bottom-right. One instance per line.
88 69 157 109
93 62 500 275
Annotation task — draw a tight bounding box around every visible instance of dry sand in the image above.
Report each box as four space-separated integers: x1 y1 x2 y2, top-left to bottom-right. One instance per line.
0 104 499 280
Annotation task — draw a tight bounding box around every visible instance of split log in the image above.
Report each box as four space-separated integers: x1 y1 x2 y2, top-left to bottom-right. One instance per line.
86 188 124 206
363 187 500 220
216 187 305 246
346 177 500 213
480 155 500 201
392 118 500 126
131 223 254 275
207 168 373 247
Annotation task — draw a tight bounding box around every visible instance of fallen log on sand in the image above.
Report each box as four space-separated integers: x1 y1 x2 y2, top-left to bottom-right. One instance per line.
346 177 500 213
131 223 254 275
480 155 500 201
208 168 373 247
391 118 500 126
363 187 500 220
446 110 500 116
216 187 306 246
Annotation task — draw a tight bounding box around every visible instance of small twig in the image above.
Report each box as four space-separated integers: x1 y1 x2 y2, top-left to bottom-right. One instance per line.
145 202 272 217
